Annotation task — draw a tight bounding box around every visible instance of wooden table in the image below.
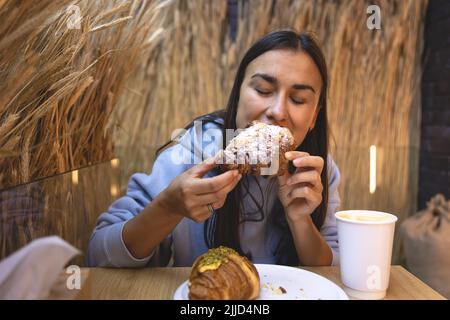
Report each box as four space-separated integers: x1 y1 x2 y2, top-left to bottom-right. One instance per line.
85 266 445 300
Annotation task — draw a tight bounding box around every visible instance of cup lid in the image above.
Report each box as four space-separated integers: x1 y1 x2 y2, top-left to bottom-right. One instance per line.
335 210 398 225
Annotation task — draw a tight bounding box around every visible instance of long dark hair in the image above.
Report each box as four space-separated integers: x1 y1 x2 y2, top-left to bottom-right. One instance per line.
157 30 329 266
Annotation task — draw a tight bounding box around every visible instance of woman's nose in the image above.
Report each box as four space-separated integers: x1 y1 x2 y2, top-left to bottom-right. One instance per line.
267 96 288 122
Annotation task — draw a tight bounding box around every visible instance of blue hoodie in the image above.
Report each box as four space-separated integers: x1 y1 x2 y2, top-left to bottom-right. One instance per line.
87 119 341 267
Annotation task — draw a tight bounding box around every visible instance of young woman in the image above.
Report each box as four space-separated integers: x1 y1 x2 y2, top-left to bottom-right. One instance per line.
87 30 341 268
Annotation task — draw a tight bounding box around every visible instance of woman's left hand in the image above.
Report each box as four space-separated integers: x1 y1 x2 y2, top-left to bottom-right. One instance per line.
278 151 324 222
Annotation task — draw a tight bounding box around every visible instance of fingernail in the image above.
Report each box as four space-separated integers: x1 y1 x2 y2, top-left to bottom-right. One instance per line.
294 158 301 166
286 178 291 185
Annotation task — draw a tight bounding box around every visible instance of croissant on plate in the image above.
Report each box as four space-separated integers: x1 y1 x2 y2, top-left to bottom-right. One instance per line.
188 246 260 300
217 121 295 176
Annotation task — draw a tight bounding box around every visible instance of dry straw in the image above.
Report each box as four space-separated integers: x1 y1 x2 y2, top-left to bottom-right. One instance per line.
0 0 168 189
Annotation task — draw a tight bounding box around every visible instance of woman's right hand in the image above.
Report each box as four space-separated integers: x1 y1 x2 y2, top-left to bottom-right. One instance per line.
158 156 242 223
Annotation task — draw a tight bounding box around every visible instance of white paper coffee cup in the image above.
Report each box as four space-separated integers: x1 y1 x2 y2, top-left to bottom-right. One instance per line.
335 210 398 300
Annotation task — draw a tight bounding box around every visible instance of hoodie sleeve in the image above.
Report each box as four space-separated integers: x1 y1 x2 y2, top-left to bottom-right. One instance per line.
319 156 342 266
85 145 188 267
86 121 223 267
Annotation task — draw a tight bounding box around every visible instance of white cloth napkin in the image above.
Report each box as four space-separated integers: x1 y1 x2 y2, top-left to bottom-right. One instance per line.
0 236 80 299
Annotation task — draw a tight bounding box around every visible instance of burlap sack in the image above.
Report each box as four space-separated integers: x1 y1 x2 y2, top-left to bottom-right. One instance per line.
401 194 450 298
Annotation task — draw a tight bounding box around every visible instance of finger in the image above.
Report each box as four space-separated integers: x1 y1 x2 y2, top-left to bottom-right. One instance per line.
195 192 221 207
190 206 213 223
195 173 242 209
196 199 225 211
288 186 322 203
286 170 323 192
194 174 240 204
292 156 324 173
277 171 291 187
191 170 239 194
218 173 242 196
285 151 310 161
189 155 220 177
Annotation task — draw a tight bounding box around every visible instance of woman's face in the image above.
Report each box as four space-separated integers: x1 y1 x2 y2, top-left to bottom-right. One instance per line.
236 49 323 147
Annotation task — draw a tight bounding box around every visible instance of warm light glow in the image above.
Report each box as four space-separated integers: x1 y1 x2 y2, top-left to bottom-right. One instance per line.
370 145 376 194
111 184 119 197
111 158 119 169
71 170 78 185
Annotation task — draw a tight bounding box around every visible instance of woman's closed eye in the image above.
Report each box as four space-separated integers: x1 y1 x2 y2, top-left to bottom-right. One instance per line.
255 87 272 96
254 86 306 105
291 97 305 105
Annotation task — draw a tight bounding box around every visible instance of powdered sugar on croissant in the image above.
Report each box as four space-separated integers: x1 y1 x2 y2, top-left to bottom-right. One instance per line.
218 121 295 176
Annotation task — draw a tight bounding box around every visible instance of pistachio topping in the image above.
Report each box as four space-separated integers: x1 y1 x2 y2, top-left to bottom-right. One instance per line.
197 246 237 273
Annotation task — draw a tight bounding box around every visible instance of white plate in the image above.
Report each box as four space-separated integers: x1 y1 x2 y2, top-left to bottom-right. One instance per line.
173 264 348 300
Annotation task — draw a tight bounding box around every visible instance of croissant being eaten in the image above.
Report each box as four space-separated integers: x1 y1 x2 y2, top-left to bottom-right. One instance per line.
188 246 260 300
217 121 295 176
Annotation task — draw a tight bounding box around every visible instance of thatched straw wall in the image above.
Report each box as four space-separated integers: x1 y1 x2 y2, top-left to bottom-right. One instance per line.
0 160 120 265
0 0 168 190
